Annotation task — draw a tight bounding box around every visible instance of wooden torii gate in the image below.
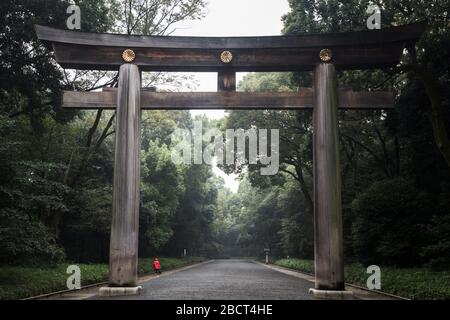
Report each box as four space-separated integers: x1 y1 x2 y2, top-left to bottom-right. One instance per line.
36 22 424 297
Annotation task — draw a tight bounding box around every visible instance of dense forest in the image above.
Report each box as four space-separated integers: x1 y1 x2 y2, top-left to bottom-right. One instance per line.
1 0 450 273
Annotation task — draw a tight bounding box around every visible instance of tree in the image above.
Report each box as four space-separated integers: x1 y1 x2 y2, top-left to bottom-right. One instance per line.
226 72 314 214
278 0 450 267
0 0 214 264
282 0 450 168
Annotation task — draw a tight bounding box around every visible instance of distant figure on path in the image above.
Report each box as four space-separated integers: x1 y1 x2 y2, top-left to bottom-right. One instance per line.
153 257 161 274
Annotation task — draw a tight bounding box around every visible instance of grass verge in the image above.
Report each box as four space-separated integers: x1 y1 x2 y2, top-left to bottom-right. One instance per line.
0 256 206 300
274 258 450 300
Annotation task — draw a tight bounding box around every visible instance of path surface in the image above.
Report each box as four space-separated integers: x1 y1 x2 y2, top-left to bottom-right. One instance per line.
96 259 316 300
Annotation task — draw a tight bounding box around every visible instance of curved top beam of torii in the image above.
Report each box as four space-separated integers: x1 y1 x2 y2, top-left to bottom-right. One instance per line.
35 22 425 72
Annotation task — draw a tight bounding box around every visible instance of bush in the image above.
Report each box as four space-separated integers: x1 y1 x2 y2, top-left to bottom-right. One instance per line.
0 209 65 265
421 214 450 269
345 264 450 300
351 178 432 267
274 259 450 299
0 257 206 299
0 263 107 300
274 258 314 274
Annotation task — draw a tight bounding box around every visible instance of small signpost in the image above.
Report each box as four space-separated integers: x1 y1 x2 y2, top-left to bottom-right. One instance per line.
264 248 270 264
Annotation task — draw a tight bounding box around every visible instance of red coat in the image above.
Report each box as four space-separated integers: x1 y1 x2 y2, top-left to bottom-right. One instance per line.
153 260 161 270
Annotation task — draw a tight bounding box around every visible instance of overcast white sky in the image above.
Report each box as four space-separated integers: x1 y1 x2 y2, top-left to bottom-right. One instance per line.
171 0 290 192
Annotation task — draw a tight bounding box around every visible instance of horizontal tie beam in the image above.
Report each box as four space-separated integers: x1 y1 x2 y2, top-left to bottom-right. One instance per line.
62 89 394 110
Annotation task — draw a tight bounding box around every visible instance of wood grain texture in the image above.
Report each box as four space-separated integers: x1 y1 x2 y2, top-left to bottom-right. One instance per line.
63 90 393 110
35 22 425 71
313 63 344 290
35 22 425 49
109 64 141 287
218 70 236 92
47 42 404 72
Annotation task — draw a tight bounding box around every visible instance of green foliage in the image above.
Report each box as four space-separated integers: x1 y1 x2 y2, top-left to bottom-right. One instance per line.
238 73 295 93
140 139 183 254
0 209 66 265
421 214 450 268
225 61 316 261
0 115 68 264
0 0 214 266
352 178 432 266
0 257 206 299
275 258 315 274
0 0 121 265
225 70 314 260
61 186 112 262
210 175 313 259
344 263 450 300
226 0 450 270
277 178 313 258
165 163 217 256
275 259 450 299
0 263 107 300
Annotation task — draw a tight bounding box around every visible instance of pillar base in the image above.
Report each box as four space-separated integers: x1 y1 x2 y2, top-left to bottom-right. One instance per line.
99 286 143 297
309 288 353 300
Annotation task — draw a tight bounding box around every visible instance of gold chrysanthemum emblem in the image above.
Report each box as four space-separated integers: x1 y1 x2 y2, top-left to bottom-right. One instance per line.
220 50 233 64
319 48 332 62
122 49 136 63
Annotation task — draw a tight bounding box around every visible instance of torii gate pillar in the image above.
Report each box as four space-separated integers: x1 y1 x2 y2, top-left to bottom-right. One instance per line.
310 63 350 298
101 64 142 295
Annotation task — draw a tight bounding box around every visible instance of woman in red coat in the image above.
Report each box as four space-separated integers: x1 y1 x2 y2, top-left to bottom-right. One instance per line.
153 257 161 274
